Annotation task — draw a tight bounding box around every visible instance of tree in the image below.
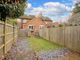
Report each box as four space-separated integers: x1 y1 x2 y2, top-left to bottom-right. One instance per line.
0 0 27 21
68 2 80 25
73 2 80 14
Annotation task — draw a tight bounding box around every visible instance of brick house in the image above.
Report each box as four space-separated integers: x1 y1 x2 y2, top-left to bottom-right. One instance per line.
53 22 59 27
18 14 53 35
17 15 34 29
26 16 45 35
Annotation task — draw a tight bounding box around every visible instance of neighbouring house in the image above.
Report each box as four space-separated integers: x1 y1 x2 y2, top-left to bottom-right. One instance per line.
17 15 34 29
53 22 59 27
42 17 53 28
18 14 53 36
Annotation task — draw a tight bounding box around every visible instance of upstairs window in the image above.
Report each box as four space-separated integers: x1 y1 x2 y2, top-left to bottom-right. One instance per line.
23 19 27 23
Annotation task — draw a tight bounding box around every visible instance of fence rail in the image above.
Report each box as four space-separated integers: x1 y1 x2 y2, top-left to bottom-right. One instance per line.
39 26 80 53
0 21 18 59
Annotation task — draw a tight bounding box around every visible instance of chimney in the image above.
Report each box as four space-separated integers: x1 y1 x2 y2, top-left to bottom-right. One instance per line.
35 12 42 18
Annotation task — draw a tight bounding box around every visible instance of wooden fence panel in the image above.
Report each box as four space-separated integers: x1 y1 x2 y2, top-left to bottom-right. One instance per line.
53 28 57 43
46 28 49 40
0 21 18 59
39 26 80 53
49 28 53 42
77 26 80 52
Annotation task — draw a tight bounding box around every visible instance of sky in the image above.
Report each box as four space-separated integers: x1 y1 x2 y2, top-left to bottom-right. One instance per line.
24 0 79 22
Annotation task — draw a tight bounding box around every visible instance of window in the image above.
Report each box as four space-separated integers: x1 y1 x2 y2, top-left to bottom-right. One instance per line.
45 22 48 24
23 19 27 23
39 25 44 29
28 25 34 29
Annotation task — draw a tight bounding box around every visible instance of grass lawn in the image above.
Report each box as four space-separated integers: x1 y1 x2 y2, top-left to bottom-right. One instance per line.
28 37 63 52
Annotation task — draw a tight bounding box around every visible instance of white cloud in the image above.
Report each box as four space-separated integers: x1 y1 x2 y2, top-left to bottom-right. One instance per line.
25 2 73 21
29 2 71 15
44 2 65 7
27 3 32 8
44 2 71 12
73 0 80 4
74 0 80 3
32 7 45 13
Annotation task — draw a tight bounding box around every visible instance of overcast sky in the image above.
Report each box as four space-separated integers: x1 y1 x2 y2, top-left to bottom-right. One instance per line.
24 0 79 22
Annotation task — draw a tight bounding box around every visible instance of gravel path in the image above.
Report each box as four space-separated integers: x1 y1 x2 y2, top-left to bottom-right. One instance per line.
36 48 80 60
3 29 37 60
3 29 80 60
36 48 70 60
3 38 37 60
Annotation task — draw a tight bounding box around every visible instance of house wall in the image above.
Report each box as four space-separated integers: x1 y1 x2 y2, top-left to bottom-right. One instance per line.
17 18 30 29
18 17 53 29
26 17 46 33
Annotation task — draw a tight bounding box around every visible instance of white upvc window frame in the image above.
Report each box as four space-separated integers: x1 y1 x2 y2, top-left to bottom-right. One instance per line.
39 25 44 29
28 25 34 30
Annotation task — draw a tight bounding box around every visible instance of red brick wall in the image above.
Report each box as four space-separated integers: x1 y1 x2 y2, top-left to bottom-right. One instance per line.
26 17 46 32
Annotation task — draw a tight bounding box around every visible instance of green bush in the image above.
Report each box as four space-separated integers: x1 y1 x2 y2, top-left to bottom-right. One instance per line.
53 25 55 27
59 24 63 27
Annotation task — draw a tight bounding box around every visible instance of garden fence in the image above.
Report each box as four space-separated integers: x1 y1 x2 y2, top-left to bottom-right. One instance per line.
0 21 18 59
39 26 80 53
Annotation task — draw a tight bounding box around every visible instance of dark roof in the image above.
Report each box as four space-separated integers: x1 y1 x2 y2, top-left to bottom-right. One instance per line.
19 15 53 22
41 16 52 22
19 15 35 20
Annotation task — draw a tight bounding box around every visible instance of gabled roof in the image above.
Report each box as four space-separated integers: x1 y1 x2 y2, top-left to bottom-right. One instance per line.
26 16 46 27
19 15 35 20
19 15 53 22
41 16 53 22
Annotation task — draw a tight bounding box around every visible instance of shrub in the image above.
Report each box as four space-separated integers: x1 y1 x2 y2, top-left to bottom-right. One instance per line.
59 24 63 27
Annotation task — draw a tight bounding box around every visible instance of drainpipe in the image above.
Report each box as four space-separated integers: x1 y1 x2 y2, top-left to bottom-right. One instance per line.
21 19 23 29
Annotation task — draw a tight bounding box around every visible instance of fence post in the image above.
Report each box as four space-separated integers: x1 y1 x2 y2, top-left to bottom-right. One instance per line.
48 28 50 41
13 23 15 42
3 20 6 54
13 23 15 43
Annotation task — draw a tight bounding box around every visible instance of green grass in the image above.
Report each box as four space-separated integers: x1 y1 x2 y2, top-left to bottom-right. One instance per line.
28 37 63 52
